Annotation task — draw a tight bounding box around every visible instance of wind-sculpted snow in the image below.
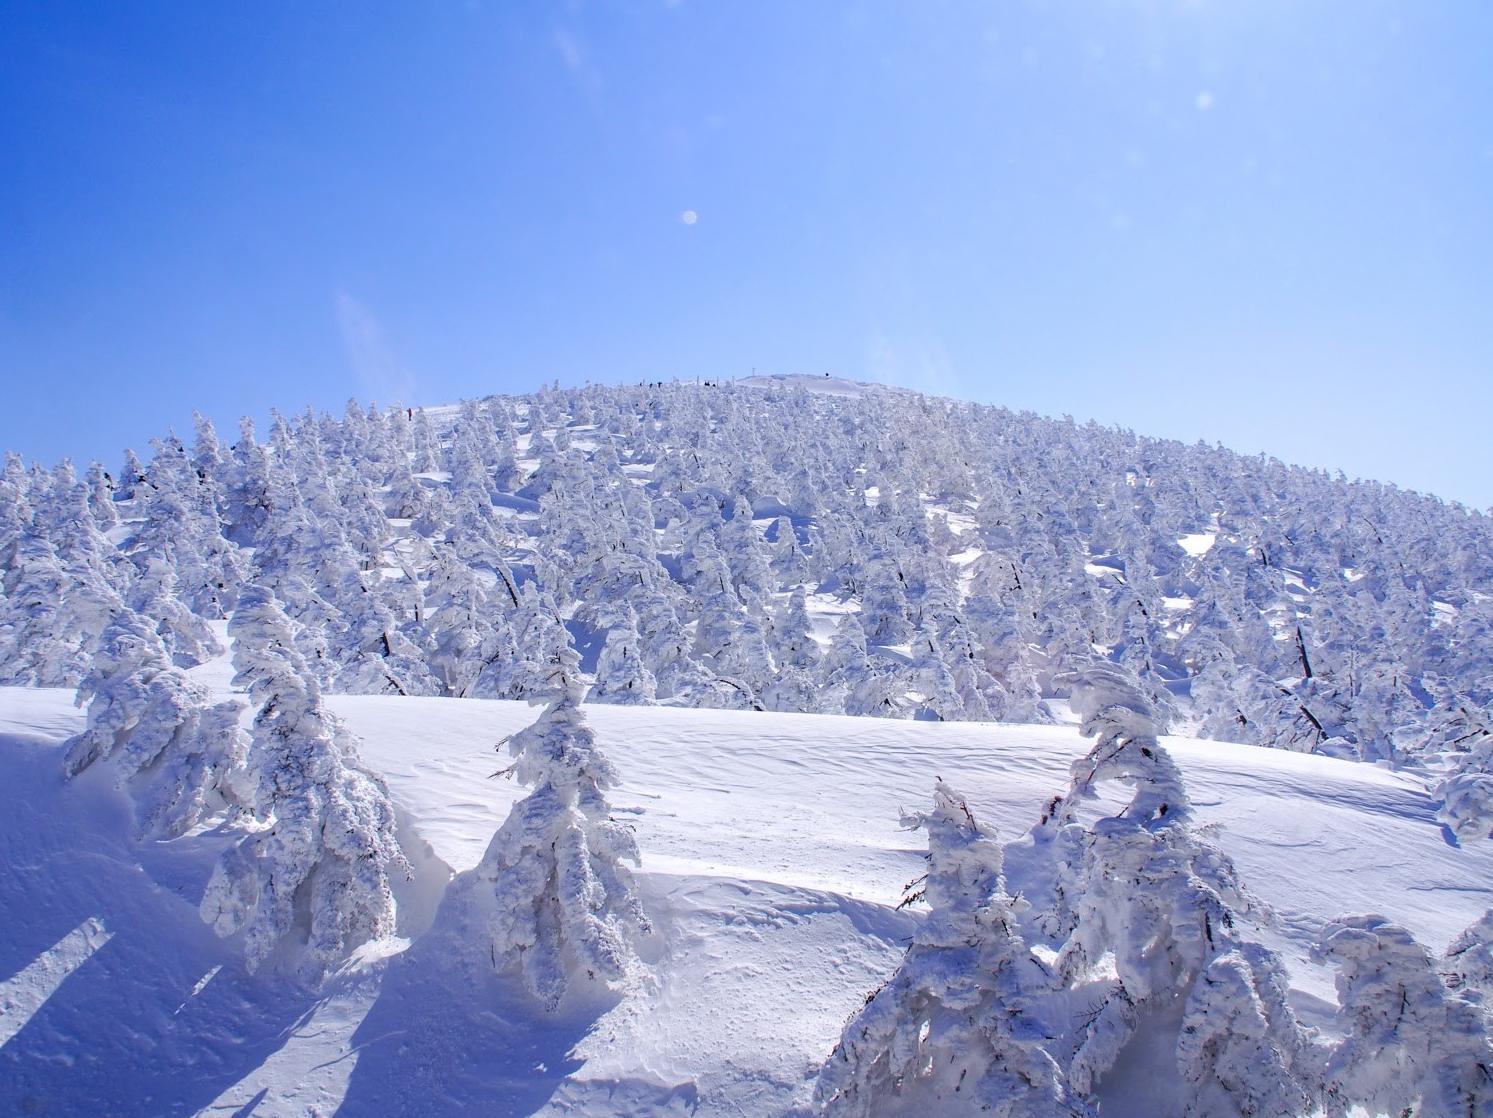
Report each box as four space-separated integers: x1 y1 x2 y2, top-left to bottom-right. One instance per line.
4 685 1493 1115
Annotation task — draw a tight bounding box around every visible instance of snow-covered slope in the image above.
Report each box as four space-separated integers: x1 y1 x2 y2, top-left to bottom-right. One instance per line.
5 376 1493 1113
7 377 1492 815
3 684 1488 1116
735 373 879 397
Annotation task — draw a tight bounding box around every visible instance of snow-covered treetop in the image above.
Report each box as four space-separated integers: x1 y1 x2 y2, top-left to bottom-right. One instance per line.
504 641 619 806
1061 663 1190 828
898 778 1007 932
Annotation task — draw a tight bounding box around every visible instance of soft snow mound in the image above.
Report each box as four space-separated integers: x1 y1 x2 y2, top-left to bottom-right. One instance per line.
2 685 1489 1117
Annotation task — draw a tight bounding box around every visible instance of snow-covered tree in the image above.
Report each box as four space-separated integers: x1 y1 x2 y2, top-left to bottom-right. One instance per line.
128 556 222 667
421 544 504 697
1176 944 1322 1118
720 496 772 605
636 585 714 704
1034 664 1320 1111
859 545 914 646
1315 914 1493 1118
1433 711 1493 841
770 586 822 673
815 780 1084 1117
0 525 122 687
910 625 965 721
589 602 658 705
7 374 1493 783
62 608 249 839
818 612 903 717
472 643 648 1008
129 433 245 617
329 567 440 697
940 616 1008 721
201 587 409 977
487 582 572 700
221 417 276 543
83 460 119 527
1445 909 1493 1023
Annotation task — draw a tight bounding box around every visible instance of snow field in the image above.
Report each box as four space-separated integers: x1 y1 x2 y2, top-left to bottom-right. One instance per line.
4 683 1489 1115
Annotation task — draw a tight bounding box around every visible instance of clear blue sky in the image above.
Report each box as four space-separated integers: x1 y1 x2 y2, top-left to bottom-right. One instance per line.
3 2 1490 507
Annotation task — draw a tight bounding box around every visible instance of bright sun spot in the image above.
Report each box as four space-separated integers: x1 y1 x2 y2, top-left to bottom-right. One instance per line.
1195 90 1215 111
680 209 698 225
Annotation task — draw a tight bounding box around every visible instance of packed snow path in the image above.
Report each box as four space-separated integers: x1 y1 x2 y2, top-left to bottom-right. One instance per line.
1 685 1489 1116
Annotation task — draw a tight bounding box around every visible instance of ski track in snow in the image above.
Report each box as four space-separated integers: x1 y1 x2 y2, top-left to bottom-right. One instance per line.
2 680 1490 1116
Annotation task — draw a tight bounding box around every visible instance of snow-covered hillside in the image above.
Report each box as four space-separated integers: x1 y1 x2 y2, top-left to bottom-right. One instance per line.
4 376 1493 1115
5 377 1491 825
2 679 1489 1117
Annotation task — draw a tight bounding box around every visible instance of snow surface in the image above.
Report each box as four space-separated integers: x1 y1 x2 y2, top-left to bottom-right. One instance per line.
735 373 874 398
1177 531 1217 557
2 681 1489 1116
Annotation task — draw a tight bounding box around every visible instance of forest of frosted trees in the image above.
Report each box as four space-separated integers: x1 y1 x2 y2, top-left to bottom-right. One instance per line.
4 377 1491 834
6 376 1493 1111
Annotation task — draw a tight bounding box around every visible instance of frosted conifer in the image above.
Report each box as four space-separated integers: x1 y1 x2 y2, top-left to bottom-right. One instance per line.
815 781 1084 1118
201 586 409 977
474 643 648 1008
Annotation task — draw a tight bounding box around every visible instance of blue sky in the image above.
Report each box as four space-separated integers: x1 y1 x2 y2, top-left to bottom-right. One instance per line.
3 1 1490 506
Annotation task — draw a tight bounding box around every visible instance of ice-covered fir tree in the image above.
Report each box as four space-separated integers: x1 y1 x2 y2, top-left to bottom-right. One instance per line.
815 780 1084 1118
201 586 409 977
62 607 249 839
472 642 648 1008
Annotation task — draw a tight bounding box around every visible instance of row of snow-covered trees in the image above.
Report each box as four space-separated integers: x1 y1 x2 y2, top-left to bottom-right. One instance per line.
814 668 1493 1118
3 378 1493 832
57 571 648 993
